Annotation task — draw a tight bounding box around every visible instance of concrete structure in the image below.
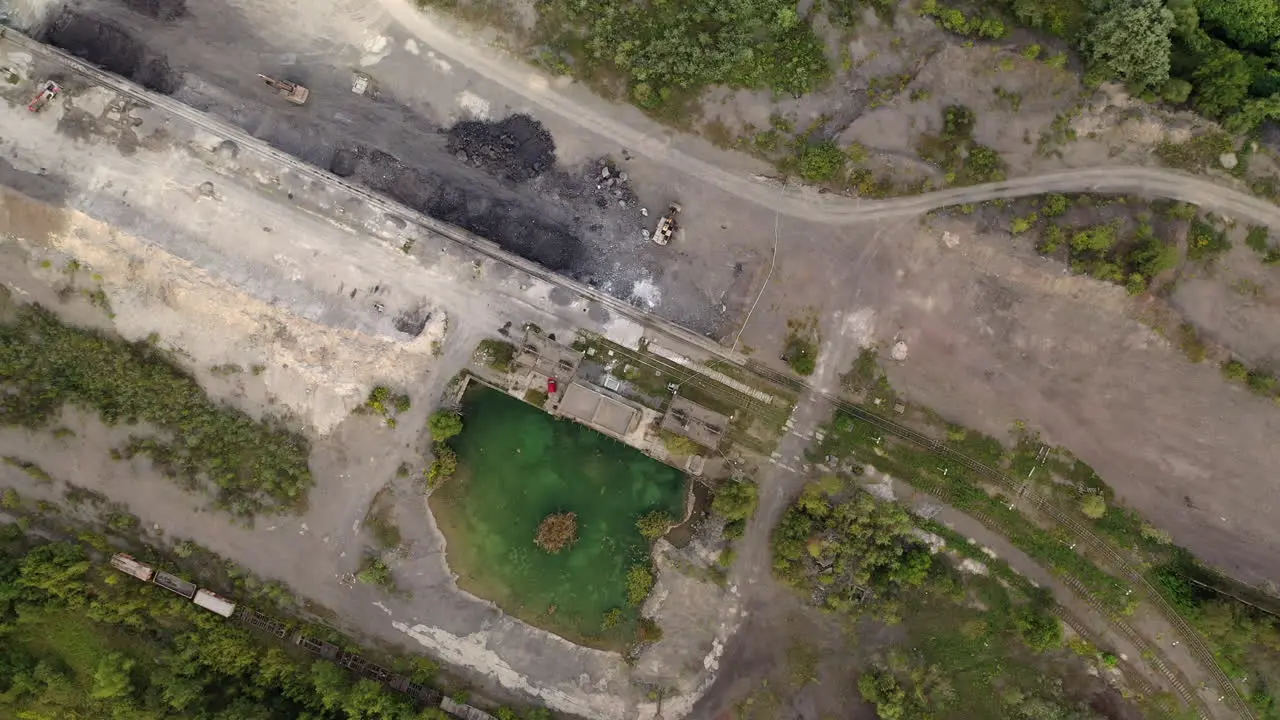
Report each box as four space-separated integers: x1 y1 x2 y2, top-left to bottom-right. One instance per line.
661 397 730 451
557 382 642 439
511 331 584 402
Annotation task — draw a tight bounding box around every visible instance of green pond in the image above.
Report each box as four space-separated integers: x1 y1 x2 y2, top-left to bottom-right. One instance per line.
430 383 687 645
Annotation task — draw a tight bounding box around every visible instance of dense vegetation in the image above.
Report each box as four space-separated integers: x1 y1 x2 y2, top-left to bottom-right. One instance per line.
0 303 312 517
770 480 1120 719
1152 552 1280 714
538 0 830 109
982 0 1280 131
833 352 1280 715
0 529 553 720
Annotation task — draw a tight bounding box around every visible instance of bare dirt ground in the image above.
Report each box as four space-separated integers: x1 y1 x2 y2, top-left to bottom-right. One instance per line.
3 0 784 337
0 46 742 717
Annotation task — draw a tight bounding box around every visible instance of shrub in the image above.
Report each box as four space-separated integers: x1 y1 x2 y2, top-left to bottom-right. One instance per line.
428 410 464 441
425 442 458 489
601 608 623 630
1080 494 1107 519
1014 593 1063 651
626 564 655 605
1221 359 1249 382
637 617 663 642
534 512 578 553
356 557 393 587
1040 194 1069 217
797 141 847 183
1187 220 1230 261
661 431 701 457
636 510 674 540
1246 225 1271 255
475 339 517 372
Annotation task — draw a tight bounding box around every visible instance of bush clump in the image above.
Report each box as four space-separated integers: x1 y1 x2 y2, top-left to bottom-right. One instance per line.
636 510 674 540
535 512 578 554
625 564 655 605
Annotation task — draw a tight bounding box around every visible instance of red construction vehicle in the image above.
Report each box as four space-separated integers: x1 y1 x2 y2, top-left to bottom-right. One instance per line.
256 74 309 105
27 81 61 113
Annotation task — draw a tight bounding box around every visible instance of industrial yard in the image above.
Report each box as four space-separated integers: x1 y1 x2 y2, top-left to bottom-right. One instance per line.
5 0 1280 717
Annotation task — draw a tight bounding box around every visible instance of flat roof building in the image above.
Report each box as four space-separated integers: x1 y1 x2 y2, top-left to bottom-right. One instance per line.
557 382 641 439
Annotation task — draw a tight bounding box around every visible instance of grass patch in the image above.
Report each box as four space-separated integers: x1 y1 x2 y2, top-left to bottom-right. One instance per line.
474 338 517 372
2 456 54 483
0 303 312 517
783 315 820 377
1154 131 1234 173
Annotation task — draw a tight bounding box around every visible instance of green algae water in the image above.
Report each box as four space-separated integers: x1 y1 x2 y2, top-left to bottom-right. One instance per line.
430 383 687 646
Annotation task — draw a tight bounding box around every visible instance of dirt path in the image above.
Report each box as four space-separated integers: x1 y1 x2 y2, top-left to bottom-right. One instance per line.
375 0 1280 228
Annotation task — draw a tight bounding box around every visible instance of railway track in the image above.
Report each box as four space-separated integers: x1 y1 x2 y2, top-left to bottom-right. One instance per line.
754 372 1253 720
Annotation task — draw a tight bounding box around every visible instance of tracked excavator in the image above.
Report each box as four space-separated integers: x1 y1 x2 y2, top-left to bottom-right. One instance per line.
256 74 309 105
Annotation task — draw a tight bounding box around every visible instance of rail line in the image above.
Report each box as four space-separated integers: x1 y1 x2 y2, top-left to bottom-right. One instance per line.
6 25 1251 719
750 368 1253 719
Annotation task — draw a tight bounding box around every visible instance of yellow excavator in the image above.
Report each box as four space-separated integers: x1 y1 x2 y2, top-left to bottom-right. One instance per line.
256 74 309 105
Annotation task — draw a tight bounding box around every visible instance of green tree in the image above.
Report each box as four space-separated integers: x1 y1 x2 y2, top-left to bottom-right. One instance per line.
18 542 91 607
90 653 134 700
1084 0 1174 92
1014 593 1064 651
712 480 759 522
1191 42 1253 118
1196 0 1280 48
428 410 464 441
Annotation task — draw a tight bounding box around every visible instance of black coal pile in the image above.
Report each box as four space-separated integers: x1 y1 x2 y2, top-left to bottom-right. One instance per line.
42 13 183 95
445 114 556 182
338 145 583 272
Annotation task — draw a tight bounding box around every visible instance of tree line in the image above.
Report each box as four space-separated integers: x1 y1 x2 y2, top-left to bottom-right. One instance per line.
995 0 1280 131
0 526 549 720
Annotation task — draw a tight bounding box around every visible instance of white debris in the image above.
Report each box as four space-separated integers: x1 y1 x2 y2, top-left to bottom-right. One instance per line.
958 557 990 575
404 39 421 55
891 340 909 361
456 91 491 120
1219 152 1238 170
942 230 960 248
351 73 370 95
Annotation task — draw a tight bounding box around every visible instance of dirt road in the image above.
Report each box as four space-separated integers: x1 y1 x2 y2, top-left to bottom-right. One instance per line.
376 0 1280 228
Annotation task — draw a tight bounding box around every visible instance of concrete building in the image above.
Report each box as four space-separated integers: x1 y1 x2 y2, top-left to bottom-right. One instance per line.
557 382 642 439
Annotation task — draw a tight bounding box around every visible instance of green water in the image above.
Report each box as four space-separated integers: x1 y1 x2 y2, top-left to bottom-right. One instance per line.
431 384 687 645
